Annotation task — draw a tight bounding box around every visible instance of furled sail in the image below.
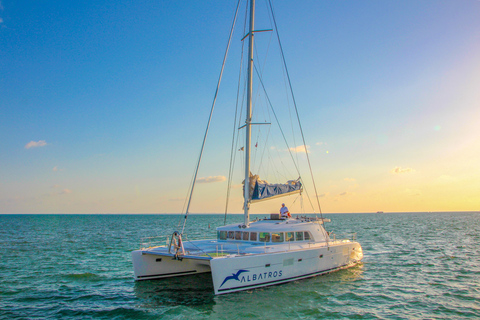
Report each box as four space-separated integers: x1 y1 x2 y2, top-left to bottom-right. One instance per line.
244 173 302 203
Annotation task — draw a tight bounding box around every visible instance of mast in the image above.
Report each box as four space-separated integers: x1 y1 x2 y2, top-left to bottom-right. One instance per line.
243 0 255 226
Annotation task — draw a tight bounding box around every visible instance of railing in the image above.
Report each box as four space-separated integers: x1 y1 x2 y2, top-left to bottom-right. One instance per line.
140 232 197 249
140 235 169 248
330 232 357 242
140 233 357 259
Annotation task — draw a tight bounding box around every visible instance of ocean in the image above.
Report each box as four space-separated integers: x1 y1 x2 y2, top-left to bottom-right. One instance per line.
1 212 479 319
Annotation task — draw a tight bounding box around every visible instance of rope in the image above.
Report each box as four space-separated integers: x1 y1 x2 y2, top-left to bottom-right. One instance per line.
181 0 241 234
225 0 248 225
253 64 301 178
268 0 328 244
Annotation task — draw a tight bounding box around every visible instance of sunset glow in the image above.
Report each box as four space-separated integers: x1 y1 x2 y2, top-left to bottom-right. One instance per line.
1 0 479 214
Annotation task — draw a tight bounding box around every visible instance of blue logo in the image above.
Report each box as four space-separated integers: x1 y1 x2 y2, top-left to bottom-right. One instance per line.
219 269 283 288
219 269 249 288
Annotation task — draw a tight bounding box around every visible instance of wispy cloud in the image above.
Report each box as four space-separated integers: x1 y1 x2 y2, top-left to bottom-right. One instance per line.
25 140 47 149
344 178 356 182
289 145 310 153
50 185 71 195
0 0 4 25
317 192 330 198
390 166 414 174
197 176 226 183
331 191 355 201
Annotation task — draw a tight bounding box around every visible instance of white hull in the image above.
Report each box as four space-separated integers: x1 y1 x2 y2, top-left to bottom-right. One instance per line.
132 238 362 294
210 241 362 294
132 250 211 281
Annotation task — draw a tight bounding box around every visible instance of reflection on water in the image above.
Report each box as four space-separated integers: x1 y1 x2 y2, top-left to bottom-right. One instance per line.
134 273 215 307
134 263 365 305
133 262 365 319
337 262 365 282
209 266 366 319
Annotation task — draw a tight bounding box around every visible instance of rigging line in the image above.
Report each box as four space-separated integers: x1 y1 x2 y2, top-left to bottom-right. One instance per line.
252 28 273 124
181 0 241 234
291 192 301 207
178 168 197 227
252 55 296 182
250 23 273 135
258 128 270 175
265 5 300 175
299 177 316 214
252 128 259 170
284 56 300 171
300 194 304 215
226 125 244 219
253 64 301 179
256 112 272 176
268 0 328 246
257 91 287 180
268 0 324 219
261 0 300 172
256 116 273 178
225 0 248 225
184 238 213 258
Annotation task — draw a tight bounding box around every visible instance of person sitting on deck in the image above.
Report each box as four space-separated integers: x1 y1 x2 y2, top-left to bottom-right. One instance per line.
280 203 291 219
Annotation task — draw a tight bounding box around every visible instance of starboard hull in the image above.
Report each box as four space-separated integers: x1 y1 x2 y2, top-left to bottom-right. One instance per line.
210 242 362 294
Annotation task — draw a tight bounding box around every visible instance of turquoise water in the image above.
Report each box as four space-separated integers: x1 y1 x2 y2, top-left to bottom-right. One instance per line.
1 212 479 319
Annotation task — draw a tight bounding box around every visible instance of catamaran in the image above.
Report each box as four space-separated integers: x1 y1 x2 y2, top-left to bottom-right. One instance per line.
132 0 363 295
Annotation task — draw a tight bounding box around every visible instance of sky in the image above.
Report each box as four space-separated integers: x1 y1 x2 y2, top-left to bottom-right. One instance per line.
1 0 480 214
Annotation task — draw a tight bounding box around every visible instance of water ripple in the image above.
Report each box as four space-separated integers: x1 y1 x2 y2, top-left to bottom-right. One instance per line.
1 212 479 319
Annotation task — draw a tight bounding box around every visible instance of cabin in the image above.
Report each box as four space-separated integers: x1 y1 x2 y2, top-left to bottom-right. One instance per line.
216 216 329 244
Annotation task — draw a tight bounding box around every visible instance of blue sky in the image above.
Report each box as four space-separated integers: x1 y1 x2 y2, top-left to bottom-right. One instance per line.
1 0 480 214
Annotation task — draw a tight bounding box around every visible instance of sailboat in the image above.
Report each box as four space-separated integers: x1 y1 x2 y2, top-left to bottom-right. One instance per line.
132 0 363 295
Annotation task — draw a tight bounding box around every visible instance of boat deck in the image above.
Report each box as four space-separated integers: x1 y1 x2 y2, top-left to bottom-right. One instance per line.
141 237 354 260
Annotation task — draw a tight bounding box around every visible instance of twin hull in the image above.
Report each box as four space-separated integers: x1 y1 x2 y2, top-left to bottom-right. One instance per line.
132 241 363 294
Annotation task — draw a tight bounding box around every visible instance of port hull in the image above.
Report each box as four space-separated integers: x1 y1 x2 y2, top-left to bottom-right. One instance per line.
132 250 211 281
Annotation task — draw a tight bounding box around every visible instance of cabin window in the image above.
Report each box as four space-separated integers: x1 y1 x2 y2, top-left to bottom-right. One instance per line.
304 231 311 241
235 231 242 240
259 232 270 242
250 232 257 241
228 231 235 239
272 232 284 242
286 232 294 242
218 231 227 240
242 232 249 241
295 231 303 241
